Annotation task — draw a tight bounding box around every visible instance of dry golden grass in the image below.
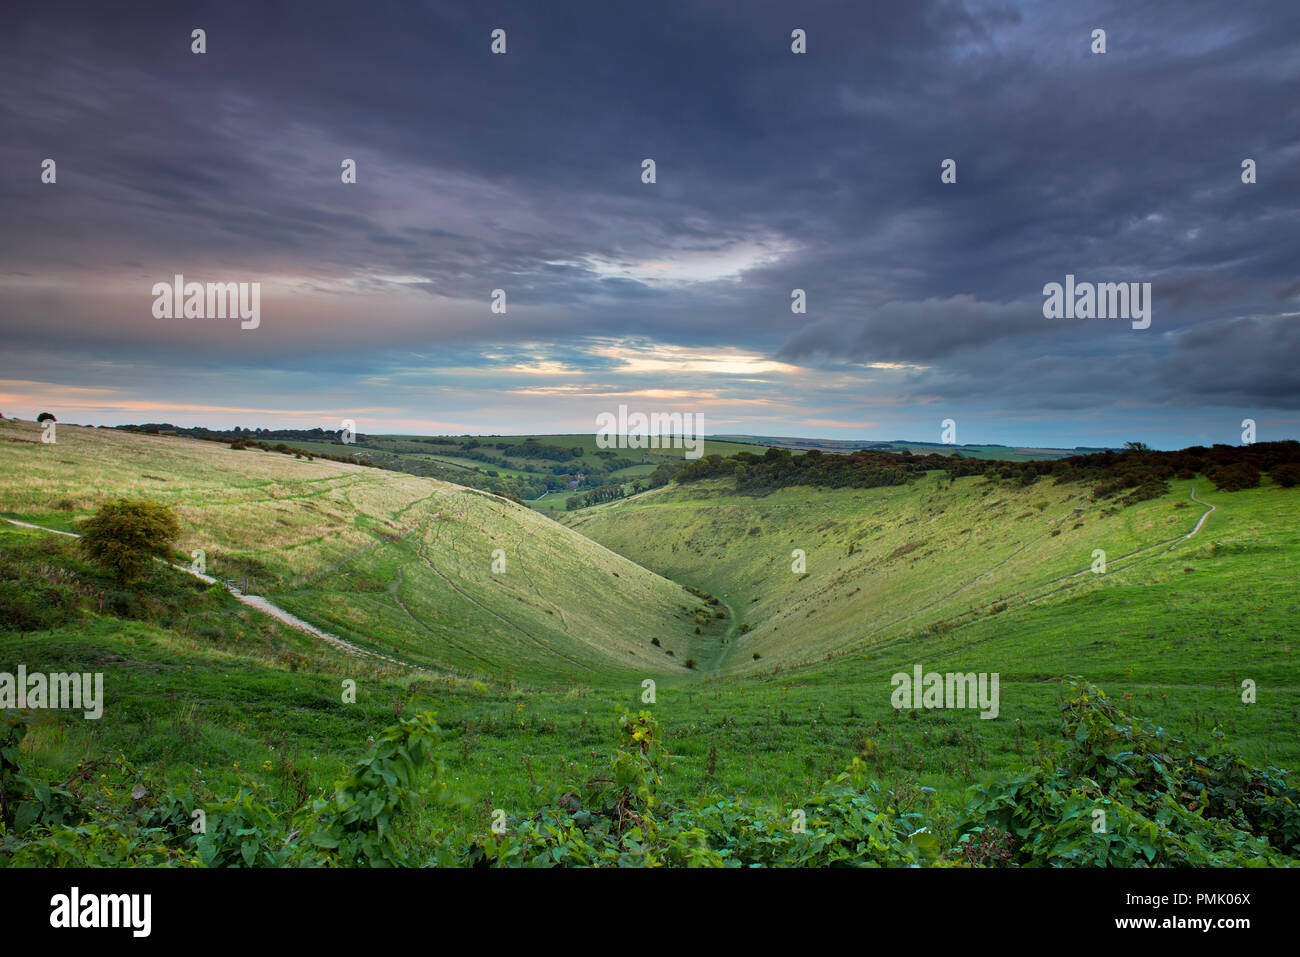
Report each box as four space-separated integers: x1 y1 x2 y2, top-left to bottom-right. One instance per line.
0 419 439 580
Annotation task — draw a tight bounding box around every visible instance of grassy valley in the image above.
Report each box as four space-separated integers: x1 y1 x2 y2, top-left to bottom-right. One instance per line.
561 473 1262 674
2 419 1298 866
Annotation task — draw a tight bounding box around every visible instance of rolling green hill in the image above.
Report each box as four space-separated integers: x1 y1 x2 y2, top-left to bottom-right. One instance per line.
2 417 1297 866
112 424 771 516
562 470 1299 676
0 419 704 680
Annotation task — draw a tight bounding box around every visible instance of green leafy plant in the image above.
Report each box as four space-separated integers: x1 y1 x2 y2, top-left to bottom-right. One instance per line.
954 679 1299 866
77 498 181 585
300 711 444 866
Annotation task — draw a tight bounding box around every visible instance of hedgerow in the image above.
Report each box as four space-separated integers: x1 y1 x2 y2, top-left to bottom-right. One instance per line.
658 441 1300 499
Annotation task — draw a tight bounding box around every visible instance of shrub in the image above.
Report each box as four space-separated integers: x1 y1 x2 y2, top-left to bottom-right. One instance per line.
1119 480 1169 507
1209 463 1260 492
77 499 180 585
954 679 1299 866
1271 463 1300 488
0 581 78 631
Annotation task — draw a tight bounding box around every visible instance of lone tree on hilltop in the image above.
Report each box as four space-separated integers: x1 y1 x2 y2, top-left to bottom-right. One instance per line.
36 412 56 423
78 499 180 585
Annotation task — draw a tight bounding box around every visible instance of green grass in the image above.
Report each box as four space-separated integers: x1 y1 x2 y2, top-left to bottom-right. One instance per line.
562 473 1232 671
260 431 770 516
0 419 705 681
2 417 1297 859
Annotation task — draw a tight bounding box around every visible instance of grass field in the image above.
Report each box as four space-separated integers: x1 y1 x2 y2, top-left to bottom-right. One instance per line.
2 418 1297 860
0 420 709 680
463 433 771 462
562 473 1262 673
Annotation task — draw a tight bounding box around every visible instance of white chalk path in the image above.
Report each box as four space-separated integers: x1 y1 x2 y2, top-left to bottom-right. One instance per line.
6 518 415 670
843 484 1219 654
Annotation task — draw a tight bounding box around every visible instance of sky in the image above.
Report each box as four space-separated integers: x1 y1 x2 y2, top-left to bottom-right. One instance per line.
1 0 1297 450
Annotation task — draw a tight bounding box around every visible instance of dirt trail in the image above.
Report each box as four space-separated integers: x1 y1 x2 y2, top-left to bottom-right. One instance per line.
6 518 419 671
229 589 409 667
1021 484 1215 605
6 519 78 537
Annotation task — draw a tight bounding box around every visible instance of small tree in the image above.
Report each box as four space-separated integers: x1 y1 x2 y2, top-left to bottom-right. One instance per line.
78 499 180 585
36 412 56 423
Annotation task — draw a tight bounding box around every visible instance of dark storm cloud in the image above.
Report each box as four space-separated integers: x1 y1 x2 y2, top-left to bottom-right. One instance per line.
0 0 1296 440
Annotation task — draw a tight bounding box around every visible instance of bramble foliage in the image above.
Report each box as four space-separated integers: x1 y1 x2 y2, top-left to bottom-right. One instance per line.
2 685 1295 868
955 679 1300 866
464 710 683 867
463 714 936 867
0 711 444 867
77 498 180 585
1 712 190 866
305 711 444 866
683 766 938 867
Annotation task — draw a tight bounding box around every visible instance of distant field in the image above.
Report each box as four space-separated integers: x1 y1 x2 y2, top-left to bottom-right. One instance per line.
469 433 771 459
249 431 772 514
